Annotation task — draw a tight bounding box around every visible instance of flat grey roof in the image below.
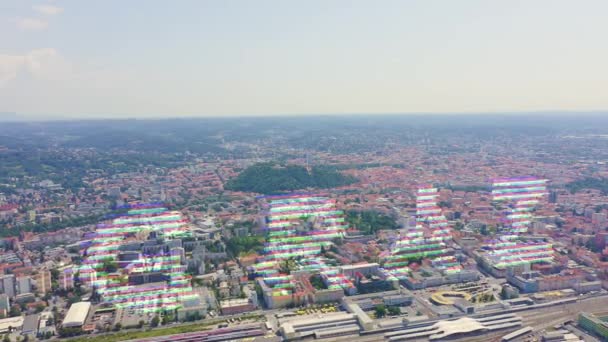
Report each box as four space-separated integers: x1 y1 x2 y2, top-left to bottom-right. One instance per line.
22 314 40 333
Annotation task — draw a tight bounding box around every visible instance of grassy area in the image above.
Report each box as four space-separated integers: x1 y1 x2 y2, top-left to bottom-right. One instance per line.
67 314 263 342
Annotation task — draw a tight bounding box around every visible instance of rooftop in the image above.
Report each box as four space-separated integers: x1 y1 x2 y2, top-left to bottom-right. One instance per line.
0 316 24 333
63 301 91 328
431 317 485 339
22 314 39 333
220 298 250 308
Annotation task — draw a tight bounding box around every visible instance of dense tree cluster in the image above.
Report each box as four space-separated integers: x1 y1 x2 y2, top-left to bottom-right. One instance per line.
0 213 103 238
58 327 84 337
309 274 326 290
225 163 356 194
566 177 608 195
345 210 399 235
374 304 387 318
0 150 185 191
225 236 265 257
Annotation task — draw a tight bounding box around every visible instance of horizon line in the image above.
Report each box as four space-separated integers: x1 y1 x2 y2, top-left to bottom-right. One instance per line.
2 110 608 122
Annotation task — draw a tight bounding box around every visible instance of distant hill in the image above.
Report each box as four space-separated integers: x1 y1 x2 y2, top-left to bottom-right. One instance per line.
225 162 357 194
566 177 608 195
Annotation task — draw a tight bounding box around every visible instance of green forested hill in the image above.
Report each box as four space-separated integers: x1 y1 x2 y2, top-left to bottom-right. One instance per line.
225 163 356 194
566 177 608 194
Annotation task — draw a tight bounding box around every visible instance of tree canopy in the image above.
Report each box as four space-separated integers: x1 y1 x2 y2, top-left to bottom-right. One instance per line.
225 163 356 194
566 177 608 194
374 304 387 318
346 210 399 235
225 236 264 257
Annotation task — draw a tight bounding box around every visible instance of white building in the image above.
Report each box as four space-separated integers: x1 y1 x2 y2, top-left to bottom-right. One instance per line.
0 316 24 334
62 302 91 328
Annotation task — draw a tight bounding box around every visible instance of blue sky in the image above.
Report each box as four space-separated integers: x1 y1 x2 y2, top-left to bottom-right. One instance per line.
1 0 607 119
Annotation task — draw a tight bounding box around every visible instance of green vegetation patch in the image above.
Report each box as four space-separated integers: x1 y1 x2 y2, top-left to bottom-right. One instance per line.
566 177 608 195
310 274 327 290
225 162 356 194
225 236 265 257
0 213 104 238
345 210 399 235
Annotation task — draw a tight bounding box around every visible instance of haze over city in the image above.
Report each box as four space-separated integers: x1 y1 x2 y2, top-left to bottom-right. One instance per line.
1 0 608 119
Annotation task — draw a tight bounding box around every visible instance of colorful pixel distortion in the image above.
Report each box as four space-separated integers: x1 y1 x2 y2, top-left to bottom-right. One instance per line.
383 185 462 281
485 177 553 269
250 194 355 297
262 194 348 262
77 204 198 313
492 177 549 237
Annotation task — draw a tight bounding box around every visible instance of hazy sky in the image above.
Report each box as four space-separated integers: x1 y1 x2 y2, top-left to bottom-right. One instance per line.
1 0 607 119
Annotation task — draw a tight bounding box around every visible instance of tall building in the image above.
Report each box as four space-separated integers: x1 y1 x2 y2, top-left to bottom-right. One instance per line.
27 210 36 223
249 194 356 305
484 177 553 269
170 247 186 265
0 275 16 298
382 185 461 281
77 204 198 313
548 190 558 204
0 294 9 314
17 276 32 295
592 213 607 229
261 194 348 262
77 265 98 287
492 177 548 236
34 270 52 294
60 267 74 290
